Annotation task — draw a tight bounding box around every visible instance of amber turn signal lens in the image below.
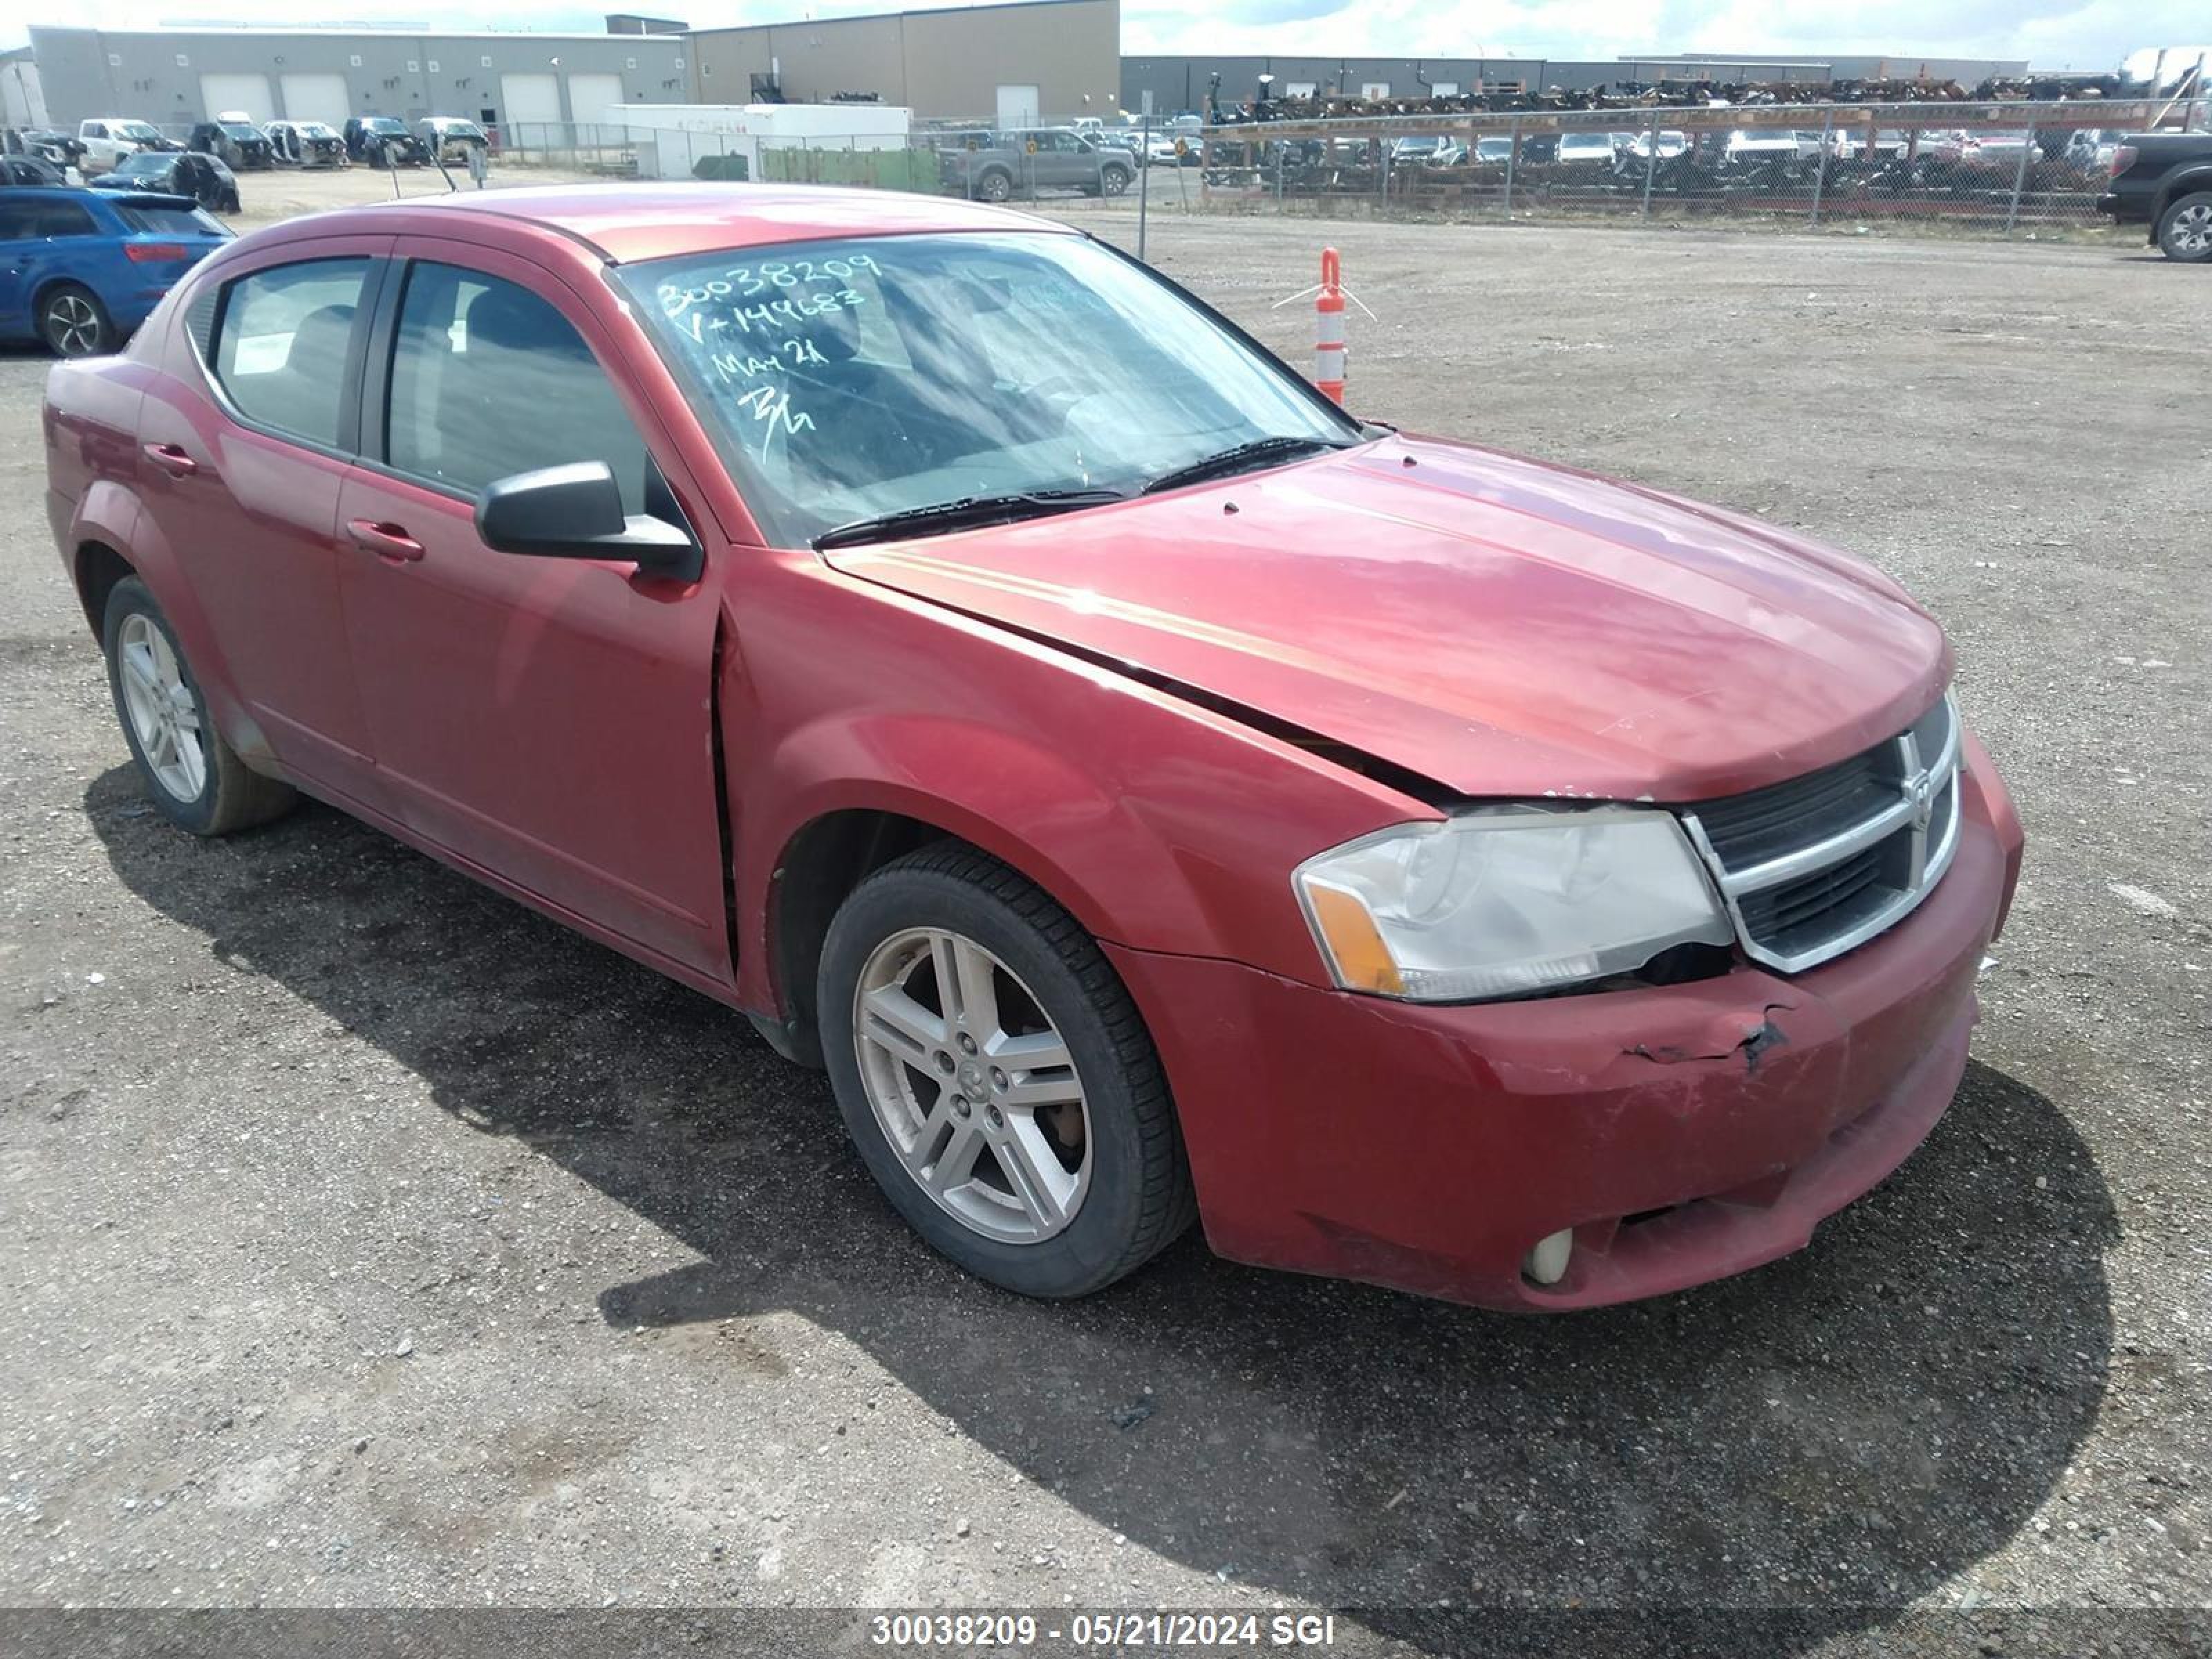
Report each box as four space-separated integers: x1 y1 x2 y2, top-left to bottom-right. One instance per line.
1303 883 1406 996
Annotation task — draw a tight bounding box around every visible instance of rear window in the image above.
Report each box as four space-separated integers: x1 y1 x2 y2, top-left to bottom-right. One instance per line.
114 202 227 237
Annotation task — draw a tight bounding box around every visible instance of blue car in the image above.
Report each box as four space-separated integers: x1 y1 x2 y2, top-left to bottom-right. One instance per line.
0 187 231 357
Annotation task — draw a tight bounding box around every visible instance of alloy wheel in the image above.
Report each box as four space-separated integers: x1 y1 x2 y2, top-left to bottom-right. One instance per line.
2169 203 2212 255
117 614 207 803
852 926 1091 1244
45 292 102 356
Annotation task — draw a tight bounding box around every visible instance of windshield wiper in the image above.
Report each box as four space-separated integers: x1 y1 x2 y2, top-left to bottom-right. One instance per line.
1141 434 1355 496
812 487 1130 551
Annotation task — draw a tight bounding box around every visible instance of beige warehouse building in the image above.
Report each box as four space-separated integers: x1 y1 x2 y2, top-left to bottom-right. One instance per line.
688 0 1120 124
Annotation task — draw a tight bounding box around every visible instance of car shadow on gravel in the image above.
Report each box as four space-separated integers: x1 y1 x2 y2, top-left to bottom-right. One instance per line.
89 775 2118 1641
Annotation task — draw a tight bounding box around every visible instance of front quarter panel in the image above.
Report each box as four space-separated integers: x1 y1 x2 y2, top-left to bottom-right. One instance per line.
727 552 1432 1015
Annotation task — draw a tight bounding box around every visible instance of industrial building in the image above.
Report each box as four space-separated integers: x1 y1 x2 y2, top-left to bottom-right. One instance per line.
684 0 1120 125
26 24 688 137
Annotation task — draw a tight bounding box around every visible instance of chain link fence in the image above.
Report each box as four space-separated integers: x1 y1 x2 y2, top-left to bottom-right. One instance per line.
1194 99 2204 238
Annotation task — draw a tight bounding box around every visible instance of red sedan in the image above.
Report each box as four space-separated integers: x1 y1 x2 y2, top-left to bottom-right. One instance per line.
40 186 2023 1311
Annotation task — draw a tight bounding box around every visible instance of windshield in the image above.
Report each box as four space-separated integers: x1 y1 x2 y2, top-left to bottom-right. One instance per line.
116 122 165 142
299 122 338 138
624 232 1356 548
368 118 406 135
111 153 173 178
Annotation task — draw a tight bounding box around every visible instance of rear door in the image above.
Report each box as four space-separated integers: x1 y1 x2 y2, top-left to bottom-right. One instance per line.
332 243 727 980
134 239 392 806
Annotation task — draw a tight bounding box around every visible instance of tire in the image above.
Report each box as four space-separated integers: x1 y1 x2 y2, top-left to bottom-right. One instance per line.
1100 164 1130 197
976 168 1013 203
819 843 1197 1298
2155 191 2212 262
102 577 296 836
39 283 115 358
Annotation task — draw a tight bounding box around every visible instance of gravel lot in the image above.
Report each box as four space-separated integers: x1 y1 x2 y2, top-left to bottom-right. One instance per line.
2 192 2208 1650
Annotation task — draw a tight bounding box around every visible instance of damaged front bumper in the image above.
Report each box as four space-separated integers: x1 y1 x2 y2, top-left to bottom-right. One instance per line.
1109 738 2024 1312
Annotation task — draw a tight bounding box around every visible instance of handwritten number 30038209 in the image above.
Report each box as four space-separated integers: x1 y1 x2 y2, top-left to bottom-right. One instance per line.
659 253 883 318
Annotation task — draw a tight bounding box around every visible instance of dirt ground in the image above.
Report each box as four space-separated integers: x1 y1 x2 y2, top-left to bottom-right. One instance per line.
1 186 2208 1651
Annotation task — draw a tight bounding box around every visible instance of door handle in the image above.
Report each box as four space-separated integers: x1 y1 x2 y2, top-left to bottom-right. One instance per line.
142 442 198 478
346 518 424 563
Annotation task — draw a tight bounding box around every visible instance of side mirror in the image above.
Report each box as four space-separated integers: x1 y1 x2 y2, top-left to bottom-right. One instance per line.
474 461 702 583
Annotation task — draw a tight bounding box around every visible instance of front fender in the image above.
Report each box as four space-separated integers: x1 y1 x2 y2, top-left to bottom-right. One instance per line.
721 561 1430 1018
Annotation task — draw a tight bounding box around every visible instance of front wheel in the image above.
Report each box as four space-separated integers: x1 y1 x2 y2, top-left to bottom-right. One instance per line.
39 283 113 357
975 169 1013 203
2156 191 2212 262
818 844 1196 1298
102 578 297 836
1100 164 1131 196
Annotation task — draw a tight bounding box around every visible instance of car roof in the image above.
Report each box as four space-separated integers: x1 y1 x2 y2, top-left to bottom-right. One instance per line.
319 182 1070 264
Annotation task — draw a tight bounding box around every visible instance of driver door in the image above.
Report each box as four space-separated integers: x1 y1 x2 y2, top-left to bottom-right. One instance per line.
333 244 730 982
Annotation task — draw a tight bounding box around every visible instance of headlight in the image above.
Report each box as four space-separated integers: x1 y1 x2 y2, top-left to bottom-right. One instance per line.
1293 807 1732 1002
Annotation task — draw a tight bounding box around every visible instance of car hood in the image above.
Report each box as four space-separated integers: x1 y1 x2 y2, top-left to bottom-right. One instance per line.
823 435 1951 804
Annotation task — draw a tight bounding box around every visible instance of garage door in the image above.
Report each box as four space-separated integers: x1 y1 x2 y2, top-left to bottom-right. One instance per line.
279 72 349 126
499 73 563 131
565 73 625 129
199 71 273 123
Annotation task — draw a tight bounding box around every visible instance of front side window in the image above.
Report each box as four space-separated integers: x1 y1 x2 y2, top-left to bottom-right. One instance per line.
623 232 1353 547
213 259 372 447
384 263 648 511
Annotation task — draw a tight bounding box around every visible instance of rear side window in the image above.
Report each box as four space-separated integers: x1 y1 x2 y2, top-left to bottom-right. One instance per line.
212 258 373 449
0 200 97 239
384 262 646 511
114 203 226 237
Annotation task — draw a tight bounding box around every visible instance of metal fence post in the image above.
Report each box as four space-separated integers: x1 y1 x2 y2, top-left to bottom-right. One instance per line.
1502 115 1519 217
2005 122 2034 235
1138 114 1150 261
1809 111 1833 227
1640 109 1660 218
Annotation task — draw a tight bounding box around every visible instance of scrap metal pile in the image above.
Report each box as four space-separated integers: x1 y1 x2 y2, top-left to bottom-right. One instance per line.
1207 72 2145 125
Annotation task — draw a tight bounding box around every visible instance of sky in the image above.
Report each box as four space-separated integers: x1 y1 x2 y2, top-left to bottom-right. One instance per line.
4 0 2205 73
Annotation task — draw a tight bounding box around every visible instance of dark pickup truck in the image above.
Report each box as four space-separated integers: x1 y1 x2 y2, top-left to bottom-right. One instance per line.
2097 131 2212 260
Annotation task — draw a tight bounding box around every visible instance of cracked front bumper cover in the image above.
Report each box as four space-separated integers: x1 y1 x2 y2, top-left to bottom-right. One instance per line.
1108 746 2022 1312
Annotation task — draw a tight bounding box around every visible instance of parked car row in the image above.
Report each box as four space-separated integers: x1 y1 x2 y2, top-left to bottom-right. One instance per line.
62 111 488 176
1379 125 2141 178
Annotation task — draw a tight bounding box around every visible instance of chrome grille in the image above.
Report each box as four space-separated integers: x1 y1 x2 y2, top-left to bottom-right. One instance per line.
1680 693 1962 974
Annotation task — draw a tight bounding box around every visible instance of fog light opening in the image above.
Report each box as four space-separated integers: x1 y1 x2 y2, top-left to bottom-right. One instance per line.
1522 1228 1574 1288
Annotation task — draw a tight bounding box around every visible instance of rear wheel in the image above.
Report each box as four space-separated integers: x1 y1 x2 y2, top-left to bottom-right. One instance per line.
102 578 297 836
976 168 1013 203
2156 191 2212 262
39 283 113 358
819 844 1195 1297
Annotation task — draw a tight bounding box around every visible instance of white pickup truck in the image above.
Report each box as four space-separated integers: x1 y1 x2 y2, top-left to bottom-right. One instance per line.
77 117 173 175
